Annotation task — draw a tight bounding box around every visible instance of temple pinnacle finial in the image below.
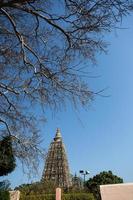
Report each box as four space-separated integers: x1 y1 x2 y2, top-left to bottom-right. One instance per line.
54 128 62 141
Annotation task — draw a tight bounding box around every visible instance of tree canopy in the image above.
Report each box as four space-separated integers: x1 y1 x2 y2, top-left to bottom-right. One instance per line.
0 0 133 173
0 180 10 200
15 181 57 195
85 171 123 200
0 136 16 176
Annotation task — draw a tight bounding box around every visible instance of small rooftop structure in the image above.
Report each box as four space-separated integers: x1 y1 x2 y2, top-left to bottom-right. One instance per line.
100 183 133 200
72 173 83 189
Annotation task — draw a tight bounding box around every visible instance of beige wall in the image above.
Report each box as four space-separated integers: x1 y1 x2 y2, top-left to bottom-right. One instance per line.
9 190 20 200
100 183 133 200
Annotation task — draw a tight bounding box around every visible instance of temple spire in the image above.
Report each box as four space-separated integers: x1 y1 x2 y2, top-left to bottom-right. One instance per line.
54 128 62 141
42 128 71 188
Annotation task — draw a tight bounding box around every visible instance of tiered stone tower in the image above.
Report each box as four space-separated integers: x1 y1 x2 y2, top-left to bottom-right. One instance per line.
42 128 72 188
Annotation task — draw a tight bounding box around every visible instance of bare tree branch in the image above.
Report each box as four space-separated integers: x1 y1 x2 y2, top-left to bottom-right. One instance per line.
0 0 133 174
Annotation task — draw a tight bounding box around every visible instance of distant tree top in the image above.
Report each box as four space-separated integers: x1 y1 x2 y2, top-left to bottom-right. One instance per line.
86 170 123 200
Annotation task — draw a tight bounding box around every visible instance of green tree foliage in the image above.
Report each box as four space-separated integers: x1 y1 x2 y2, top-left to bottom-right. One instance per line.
20 193 94 200
0 136 16 176
63 193 94 200
85 171 123 200
16 181 57 195
0 190 10 200
0 180 10 200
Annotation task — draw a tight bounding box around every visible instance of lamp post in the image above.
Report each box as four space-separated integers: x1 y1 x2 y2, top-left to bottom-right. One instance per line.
79 170 90 188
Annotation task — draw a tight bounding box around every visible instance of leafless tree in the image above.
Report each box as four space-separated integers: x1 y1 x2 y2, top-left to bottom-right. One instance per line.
0 0 133 173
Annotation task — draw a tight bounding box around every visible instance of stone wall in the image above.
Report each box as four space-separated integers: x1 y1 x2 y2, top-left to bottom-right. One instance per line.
9 190 20 200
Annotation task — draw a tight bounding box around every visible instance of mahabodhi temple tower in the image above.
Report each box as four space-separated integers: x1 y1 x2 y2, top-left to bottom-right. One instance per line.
42 128 72 188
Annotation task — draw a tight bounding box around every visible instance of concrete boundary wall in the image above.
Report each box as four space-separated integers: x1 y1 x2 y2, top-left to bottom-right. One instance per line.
100 183 133 200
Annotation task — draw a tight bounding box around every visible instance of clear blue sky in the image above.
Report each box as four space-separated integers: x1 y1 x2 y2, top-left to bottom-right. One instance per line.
1 14 133 189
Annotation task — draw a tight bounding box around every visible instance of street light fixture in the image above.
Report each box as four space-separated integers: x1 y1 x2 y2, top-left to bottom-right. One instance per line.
79 170 90 188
